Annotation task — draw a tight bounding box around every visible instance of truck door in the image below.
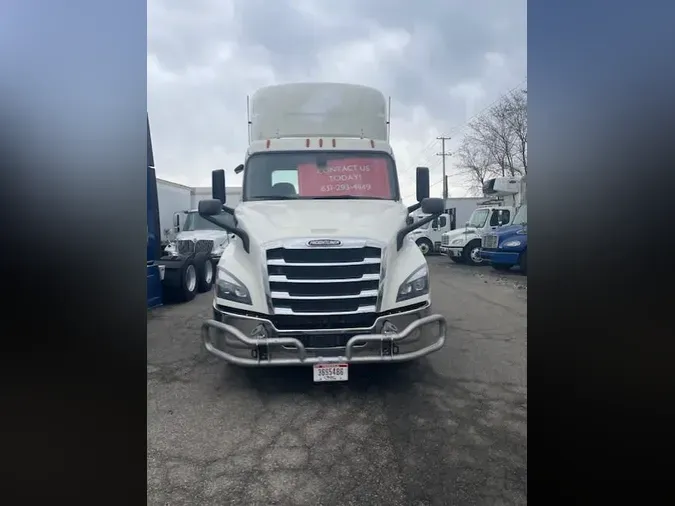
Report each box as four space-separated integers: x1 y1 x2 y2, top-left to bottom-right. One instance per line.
430 214 449 250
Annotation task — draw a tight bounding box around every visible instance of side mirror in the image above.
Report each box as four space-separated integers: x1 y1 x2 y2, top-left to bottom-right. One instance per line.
212 169 226 204
416 167 430 203
234 164 244 175
432 218 439 229
421 197 444 215
199 199 223 216
173 213 180 232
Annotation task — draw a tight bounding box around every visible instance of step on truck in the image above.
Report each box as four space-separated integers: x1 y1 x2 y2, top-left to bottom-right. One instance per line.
196 82 448 382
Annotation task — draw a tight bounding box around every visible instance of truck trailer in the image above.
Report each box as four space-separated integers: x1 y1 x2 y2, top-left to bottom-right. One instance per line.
196 82 448 382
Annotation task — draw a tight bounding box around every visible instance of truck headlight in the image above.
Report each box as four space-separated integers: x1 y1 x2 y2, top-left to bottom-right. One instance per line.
165 242 177 256
396 265 429 302
451 238 463 245
502 240 521 248
212 243 226 256
215 268 251 305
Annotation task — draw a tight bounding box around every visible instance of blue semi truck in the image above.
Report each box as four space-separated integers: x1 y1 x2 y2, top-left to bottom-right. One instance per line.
146 115 220 308
479 202 527 274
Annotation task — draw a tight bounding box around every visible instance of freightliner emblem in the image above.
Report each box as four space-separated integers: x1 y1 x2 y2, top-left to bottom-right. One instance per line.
307 239 342 247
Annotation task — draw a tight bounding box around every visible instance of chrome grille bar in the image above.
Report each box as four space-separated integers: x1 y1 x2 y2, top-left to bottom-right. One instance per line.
266 242 382 317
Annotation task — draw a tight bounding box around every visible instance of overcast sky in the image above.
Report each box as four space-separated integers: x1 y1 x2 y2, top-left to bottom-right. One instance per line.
148 0 526 203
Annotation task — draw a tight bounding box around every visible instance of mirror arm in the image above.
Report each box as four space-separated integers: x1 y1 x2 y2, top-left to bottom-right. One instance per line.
407 202 421 213
396 213 440 251
200 215 250 253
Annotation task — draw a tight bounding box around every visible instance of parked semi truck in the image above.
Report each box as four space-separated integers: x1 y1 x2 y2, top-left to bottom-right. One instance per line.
196 82 448 382
146 115 220 308
439 176 521 266
479 175 527 273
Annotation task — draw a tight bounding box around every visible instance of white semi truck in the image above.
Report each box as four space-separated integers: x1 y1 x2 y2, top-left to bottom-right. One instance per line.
439 176 521 265
196 82 448 382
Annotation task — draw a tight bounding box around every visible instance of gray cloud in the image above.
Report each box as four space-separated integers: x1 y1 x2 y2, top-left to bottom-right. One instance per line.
148 0 526 198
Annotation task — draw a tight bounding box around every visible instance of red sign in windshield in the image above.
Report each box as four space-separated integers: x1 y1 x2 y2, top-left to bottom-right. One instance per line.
297 158 391 198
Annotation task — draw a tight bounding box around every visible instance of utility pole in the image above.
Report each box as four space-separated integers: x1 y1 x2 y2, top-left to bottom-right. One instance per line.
436 136 452 199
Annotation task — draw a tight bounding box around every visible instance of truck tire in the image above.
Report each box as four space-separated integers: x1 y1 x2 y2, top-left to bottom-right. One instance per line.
177 259 198 302
519 250 527 275
196 253 214 293
416 238 433 256
492 263 511 272
462 240 484 266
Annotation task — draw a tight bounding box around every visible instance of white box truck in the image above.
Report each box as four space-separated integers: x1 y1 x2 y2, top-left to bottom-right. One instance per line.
196 82 448 381
439 177 521 266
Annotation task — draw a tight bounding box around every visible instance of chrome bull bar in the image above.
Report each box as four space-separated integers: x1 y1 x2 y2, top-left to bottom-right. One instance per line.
201 314 447 366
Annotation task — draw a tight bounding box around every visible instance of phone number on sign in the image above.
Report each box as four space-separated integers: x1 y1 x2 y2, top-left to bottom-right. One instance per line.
320 184 372 192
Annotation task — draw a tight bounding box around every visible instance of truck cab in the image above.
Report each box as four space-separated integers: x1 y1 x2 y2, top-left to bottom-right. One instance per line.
195 82 448 382
409 210 453 255
439 176 520 266
479 203 527 273
164 209 232 266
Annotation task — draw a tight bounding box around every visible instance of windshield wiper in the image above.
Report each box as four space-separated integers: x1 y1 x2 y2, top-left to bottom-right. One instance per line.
311 195 386 200
249 195 298 200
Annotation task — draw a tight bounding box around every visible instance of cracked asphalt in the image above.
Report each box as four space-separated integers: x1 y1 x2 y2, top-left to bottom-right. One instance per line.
147 256 527 505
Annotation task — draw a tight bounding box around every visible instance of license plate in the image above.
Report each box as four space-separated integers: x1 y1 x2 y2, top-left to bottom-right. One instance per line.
313 363 348 382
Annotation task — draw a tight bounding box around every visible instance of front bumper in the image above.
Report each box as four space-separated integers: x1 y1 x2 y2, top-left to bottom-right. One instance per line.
479 248 519 265
440 245 463 257
202 304 447 367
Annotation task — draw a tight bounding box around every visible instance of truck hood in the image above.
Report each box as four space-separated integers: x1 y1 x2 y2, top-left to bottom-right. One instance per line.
491 224 526 238
235 200 408 245
442 227 471 240
175 230 229 243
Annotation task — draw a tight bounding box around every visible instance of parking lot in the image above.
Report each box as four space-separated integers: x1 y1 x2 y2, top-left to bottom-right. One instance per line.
147 256 527 505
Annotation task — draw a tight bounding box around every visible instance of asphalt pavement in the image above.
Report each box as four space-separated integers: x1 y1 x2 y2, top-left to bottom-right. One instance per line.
147 256 527 505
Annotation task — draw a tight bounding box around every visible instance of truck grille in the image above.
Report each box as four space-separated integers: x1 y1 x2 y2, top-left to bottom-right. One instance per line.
265 244 382 325
177 239 214 255
482 234 498 249
441 235 450 246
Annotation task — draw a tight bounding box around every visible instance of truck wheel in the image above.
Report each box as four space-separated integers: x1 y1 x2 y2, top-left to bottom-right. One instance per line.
196 254 214 293
177 259 198 302
492 263 511 272
519 250 527 274
462 240 484 266
416 238 433 256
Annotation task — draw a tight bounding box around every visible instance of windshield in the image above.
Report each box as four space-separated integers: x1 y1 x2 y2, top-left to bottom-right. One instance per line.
243 151 399 201
182 212 225 232
512 204 527 226
467 209 489 228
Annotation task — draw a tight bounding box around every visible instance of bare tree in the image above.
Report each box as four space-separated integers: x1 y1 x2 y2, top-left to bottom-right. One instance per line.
454 87 527 193
456 134 495 194
502 89 527 173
